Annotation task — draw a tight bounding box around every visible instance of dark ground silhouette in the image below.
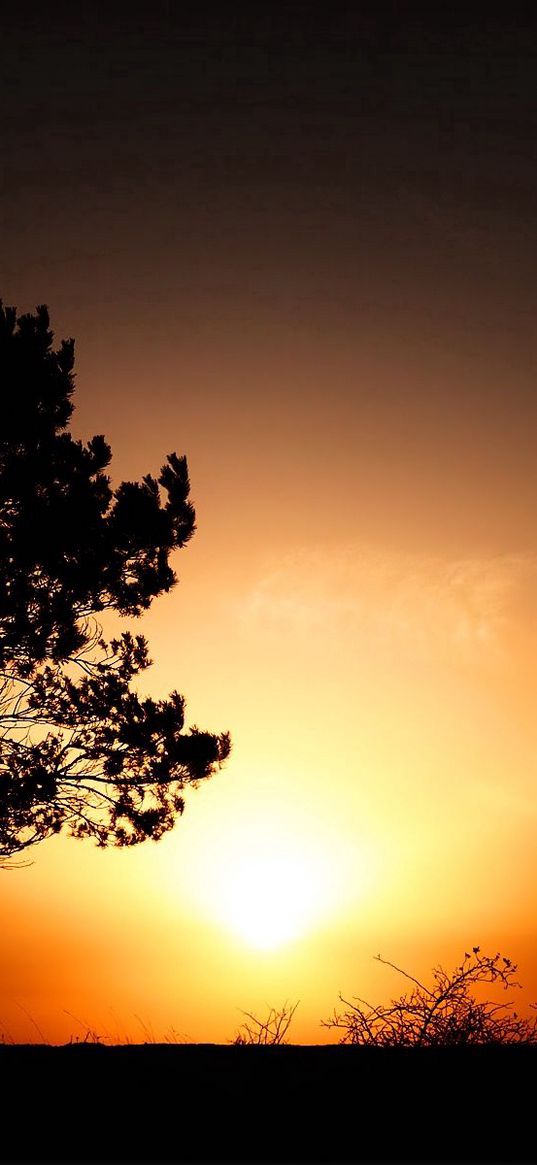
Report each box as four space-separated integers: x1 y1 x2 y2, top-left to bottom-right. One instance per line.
1 1043 534 1163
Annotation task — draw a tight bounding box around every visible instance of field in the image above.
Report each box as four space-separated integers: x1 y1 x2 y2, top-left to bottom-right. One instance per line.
2 1043 534 1163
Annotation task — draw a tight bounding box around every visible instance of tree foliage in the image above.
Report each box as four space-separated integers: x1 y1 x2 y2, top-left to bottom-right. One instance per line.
323 948 537 1046
0 302 230 860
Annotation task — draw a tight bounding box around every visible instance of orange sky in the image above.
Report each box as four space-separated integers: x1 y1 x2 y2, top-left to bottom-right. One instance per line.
2 6 537 1043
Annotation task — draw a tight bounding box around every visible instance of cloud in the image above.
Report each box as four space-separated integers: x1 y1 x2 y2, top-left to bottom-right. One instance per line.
238 544 537 665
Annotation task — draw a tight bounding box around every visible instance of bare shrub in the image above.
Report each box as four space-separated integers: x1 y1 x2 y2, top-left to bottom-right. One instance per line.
233 1001 299 1045
323 948 537 1046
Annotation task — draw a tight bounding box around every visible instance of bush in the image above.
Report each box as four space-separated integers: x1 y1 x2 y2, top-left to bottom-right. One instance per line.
233 1001 299 1045
323 948 537 1046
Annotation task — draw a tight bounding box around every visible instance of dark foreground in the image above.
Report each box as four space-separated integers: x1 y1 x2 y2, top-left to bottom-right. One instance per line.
1 1044 534 1164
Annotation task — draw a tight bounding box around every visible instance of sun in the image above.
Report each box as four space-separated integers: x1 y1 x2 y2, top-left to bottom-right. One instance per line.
188 818 342 951
173 801 376 953
213 840 328 950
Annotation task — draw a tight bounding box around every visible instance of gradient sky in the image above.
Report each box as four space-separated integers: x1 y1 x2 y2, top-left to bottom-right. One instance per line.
1 4 537 1043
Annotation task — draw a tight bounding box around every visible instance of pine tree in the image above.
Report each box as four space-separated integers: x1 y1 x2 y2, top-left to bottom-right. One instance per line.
0 303 230 860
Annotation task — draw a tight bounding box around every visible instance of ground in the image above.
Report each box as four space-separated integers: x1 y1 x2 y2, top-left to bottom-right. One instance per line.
2 1043 534 1163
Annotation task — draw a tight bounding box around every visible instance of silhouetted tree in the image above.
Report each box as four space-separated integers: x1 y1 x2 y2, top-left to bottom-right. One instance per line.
0 303 230 861
323 948 537 1046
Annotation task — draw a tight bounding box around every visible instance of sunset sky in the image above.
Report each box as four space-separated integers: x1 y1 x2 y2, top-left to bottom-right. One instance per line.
2 4 537 1044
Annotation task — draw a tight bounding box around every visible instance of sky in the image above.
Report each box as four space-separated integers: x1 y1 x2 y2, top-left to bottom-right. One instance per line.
1 3 537 1044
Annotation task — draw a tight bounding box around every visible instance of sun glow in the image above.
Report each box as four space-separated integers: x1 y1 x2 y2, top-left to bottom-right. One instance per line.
183 809 367 952
155 788 381 958
214 842 328 950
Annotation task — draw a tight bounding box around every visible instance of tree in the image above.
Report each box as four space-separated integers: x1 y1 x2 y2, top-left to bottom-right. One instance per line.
323 948 537 1046
0 302 230 861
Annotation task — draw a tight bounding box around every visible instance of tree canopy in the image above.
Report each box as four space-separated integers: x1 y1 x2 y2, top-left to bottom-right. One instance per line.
0 302 230 861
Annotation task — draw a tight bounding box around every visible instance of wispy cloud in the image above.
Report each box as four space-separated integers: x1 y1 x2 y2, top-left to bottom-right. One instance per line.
238 545 537 665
